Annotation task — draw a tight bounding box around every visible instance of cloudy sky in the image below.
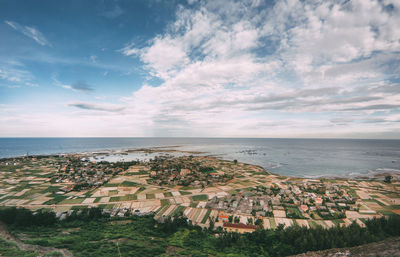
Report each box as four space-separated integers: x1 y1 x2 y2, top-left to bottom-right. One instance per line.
1 0 400 138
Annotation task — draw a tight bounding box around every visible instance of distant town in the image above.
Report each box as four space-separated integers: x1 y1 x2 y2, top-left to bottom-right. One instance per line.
0 149 399 234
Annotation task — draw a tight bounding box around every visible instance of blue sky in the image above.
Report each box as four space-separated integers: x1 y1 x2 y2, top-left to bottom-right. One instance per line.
1 0 400 138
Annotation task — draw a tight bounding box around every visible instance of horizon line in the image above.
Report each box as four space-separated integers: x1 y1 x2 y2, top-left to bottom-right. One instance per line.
0 136 398 140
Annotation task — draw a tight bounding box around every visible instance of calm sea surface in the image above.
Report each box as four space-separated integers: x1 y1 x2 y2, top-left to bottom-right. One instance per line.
0 138 399 178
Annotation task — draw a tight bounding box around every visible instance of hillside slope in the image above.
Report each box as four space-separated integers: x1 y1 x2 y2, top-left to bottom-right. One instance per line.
290 237 400 257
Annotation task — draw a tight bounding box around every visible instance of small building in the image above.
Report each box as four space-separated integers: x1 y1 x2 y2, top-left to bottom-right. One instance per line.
180 169 191 176
299 204 309 212
219 214 229 222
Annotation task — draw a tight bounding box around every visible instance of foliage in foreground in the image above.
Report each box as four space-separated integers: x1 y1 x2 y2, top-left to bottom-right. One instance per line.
0 207 399 257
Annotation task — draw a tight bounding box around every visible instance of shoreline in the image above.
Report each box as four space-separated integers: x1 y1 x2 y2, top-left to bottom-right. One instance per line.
1 146 399 181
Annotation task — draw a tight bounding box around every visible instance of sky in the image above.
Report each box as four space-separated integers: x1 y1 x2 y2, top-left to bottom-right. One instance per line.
0 0 400 138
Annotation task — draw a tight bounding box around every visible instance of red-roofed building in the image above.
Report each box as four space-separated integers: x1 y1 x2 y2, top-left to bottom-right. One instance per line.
315 197 323 205
223 223 258 233
300 205 309 212
219 215 229 222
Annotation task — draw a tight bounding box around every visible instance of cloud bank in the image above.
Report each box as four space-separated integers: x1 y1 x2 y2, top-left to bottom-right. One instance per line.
115 0 400 137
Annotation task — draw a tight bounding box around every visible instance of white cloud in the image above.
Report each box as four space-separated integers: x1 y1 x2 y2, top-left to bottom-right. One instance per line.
5 21 51 46
0 61 38 88
115 0 400 137
3 0 400 137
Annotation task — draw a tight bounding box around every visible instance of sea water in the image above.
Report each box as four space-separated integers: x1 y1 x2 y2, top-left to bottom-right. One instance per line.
0 137 399 178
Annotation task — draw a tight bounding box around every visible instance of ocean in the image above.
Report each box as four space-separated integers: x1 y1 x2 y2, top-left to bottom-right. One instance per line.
0 137 399 178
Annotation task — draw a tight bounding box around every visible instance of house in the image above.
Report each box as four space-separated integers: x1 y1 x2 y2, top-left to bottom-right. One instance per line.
299 204 309 212
180 169 191 176
219 214 229 222
223 223 258 233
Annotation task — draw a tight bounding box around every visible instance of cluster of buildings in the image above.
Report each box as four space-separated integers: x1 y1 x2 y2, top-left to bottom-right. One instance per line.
148 156 231 187
207 181 356 223
52 157 124 191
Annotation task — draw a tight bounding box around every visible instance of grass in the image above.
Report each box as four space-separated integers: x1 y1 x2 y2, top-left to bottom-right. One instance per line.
308 220 319 229
59 198 84 204
0 238 39 257
190 202 198 208
120 181 138 187
363 199 386 206
377 206 396 215
108 190 118 196
179 191 191 195
125 170 149 175
110 194 137 202
71 205 88 210
286 207 304 219
332 219 345 226
41 186 61 194
44 195 68 205
146 194 155 199
163 192 173 197
311 212 322 220
12 217 169 257
103 183 120 187
201 209 212 224
190 195 208 201
347 188 359 198
171 206 186 216
161 199 170 206
269 218 276 229
97 204 115 209
156 204 171 216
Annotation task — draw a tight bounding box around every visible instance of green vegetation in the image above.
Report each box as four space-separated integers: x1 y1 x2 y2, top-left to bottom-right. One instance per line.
332 219 345 226
0 207 399 256
103 183 120 187
160 199 170 206
0 238 39 257
201 209 212 224
43 195 68 205
146 194 155 199
110 194 137 202
190 194 208 201
171 206 185 216
120 181 138 187
59 198 84 204
384 175 392 183
163 192 173 197
125 170 149 176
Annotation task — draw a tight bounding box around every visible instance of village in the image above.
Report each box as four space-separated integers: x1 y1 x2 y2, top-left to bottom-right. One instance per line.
0 150 399 234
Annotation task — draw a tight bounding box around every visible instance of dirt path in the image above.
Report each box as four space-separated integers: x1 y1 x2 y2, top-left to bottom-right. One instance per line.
0 221 74 257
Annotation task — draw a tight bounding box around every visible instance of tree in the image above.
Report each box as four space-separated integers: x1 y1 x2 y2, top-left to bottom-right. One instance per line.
384 175 393 183
233 159 238 165
209 217 215 231
255 218 263 227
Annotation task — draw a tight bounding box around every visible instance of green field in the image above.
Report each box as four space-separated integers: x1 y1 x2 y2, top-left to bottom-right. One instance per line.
190 194 208 201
